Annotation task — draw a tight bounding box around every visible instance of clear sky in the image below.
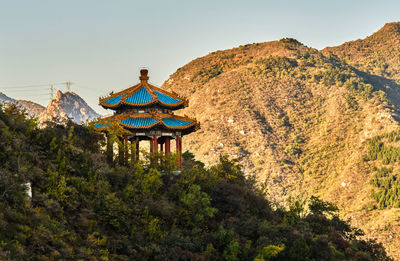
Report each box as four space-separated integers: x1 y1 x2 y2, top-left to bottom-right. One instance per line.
1 0 399 114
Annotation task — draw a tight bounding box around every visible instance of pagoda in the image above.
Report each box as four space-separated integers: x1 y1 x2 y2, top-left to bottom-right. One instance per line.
91 69 199 168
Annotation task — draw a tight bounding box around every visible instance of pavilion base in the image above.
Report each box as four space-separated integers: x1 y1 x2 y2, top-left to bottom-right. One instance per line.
106 133 183 168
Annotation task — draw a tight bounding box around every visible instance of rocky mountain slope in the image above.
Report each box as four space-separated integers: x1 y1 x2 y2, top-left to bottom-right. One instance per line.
162 25 400 258
17 99 45 117
39 90 100 125
0 92 44 117
0 92 17 104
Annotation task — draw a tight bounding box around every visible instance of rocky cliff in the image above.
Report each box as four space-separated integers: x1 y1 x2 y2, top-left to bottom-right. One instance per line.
38 90 100 125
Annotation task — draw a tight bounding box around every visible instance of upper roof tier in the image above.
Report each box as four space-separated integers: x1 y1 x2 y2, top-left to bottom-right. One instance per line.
99 69 188 110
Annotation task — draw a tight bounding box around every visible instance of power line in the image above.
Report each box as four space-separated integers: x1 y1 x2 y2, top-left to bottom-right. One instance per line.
0 81 76 101
72 85 99 92
23 97 50 100
1 82 108 108
0 82 67 89
1 87 49 91
1 88 49 92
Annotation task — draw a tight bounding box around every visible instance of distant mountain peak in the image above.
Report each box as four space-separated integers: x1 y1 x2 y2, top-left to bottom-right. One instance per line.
0 92 17 104
0 90 100 125
56 90 63 99
39 90 100 125
0 93 45 118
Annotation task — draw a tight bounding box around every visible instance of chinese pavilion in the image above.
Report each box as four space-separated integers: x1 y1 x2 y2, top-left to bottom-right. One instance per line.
91 69 199 168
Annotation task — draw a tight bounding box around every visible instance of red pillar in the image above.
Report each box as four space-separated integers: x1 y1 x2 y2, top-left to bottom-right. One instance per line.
160 143 164 153
150 138 153 154
124 136 129 166
118 137 124 165
179 136 182 168
153 135 158 153
165 138 171 155
136 139 140 161
106 133 113 164
130 139 135 163
176 136 182 168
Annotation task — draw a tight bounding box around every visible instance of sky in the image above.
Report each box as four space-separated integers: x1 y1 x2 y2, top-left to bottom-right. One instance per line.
1 0 399 114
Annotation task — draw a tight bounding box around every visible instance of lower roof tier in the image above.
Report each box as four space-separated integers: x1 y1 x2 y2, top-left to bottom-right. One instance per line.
91 111 199 136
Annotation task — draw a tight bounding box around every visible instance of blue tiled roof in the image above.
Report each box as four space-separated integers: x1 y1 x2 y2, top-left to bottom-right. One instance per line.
125 87 154 104
94 122 109 129
162 118 191 127
103 95 121 105
121 118 157 127
155 91 181 104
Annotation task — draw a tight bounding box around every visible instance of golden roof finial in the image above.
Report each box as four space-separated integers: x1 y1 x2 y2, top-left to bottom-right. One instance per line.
140 69 149 83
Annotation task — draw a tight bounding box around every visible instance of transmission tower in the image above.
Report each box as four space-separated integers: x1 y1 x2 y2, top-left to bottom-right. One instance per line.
50 85 54 100
65 81 72 92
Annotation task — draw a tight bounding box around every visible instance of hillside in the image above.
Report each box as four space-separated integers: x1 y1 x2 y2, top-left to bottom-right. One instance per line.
0 104 390 260
323 22 400 82
17 99 45 117
0 93 45 118
323 22 400 108
162 31 400 257
0 92 17 104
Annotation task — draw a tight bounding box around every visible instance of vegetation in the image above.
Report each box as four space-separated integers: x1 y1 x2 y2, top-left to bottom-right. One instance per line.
279 38 303 46
194 63 224 83
0 104 391 260
370 167 400 209
365 131 400 164
365 131 400 208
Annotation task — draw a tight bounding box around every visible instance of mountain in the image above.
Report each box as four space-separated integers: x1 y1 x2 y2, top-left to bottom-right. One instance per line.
17 100 45 118
323 22 400 82
0 92 44 117
162 30 400 258
0 92 17 104
39 90 100 125
322 22 400 109
0 90 100 125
